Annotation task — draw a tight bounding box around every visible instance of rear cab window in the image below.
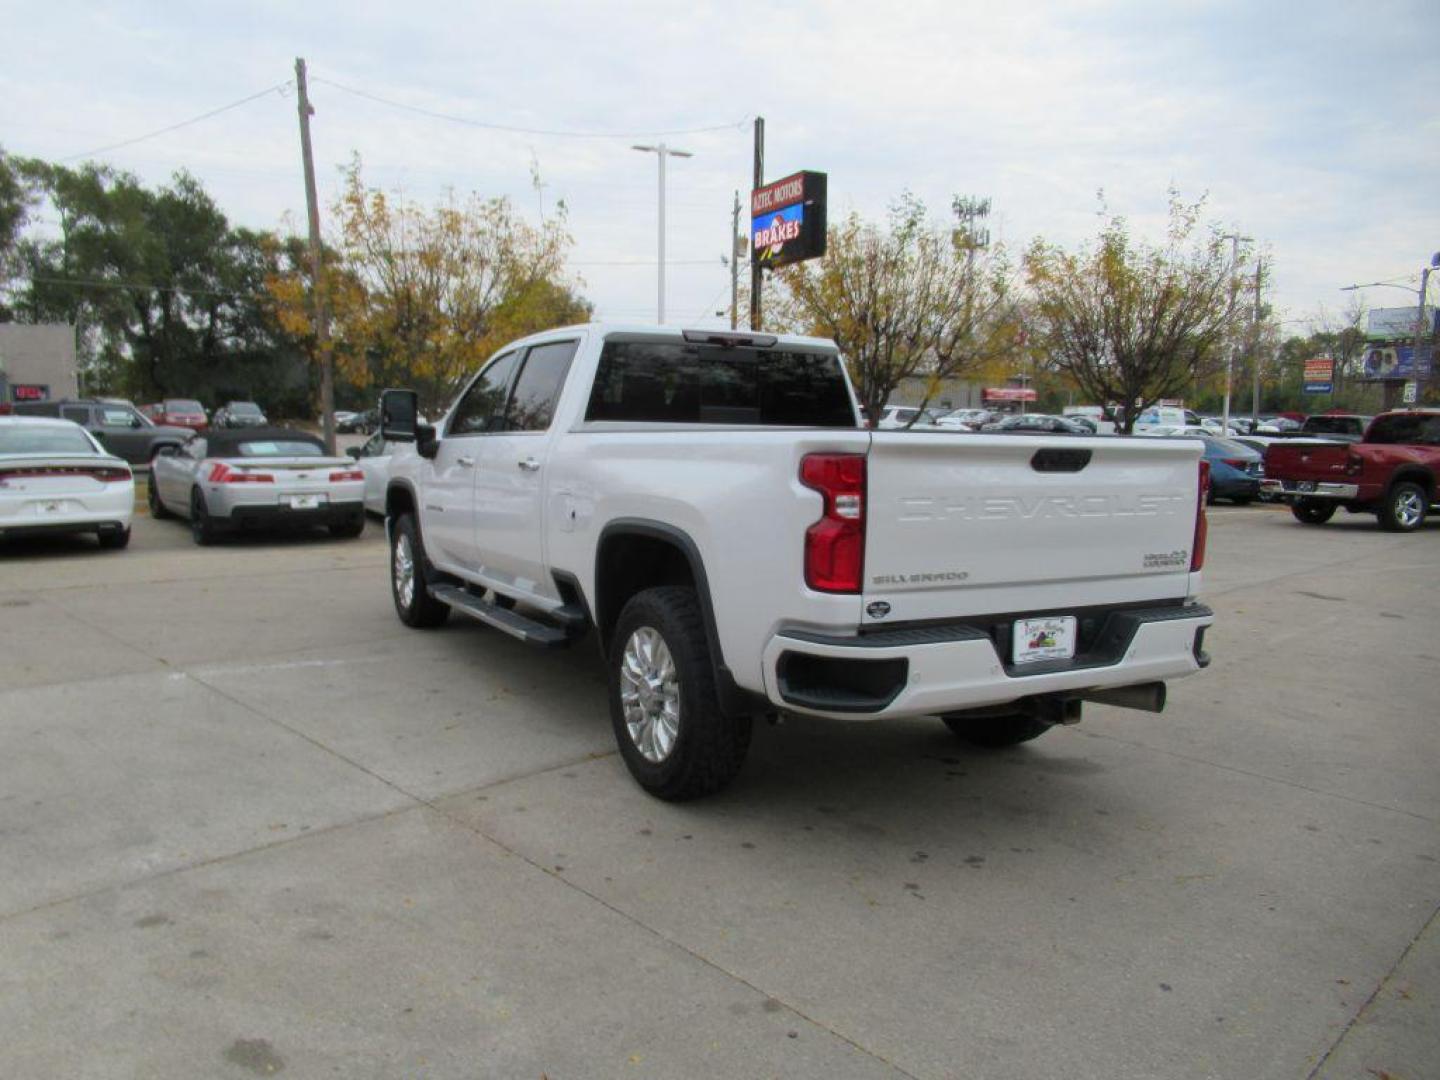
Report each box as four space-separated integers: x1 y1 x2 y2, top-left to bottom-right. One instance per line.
584 338 856 427
1367 414 1440 446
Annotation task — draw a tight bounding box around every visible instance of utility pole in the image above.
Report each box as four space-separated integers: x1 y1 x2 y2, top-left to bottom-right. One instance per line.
1251 255 1264 426
631 142 693 323
1219 232 1253 432
294 58 334 454
749 116 764 331
730 190 741 330
1417 254 1439 402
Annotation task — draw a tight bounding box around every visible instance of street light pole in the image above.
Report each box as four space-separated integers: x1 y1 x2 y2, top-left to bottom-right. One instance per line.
632 143 693 323
1219 233 1253 433
1417 254 1440 401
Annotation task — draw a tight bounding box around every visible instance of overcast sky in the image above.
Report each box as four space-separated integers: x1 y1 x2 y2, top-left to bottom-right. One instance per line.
3 0 1437 333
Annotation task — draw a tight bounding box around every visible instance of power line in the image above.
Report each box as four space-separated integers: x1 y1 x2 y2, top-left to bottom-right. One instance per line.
312 75 749 140
61 82 294 163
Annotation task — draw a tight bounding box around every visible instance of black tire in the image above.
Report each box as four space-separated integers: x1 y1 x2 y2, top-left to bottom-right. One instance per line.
97 526 131 550
608 586 752 801
390 513 449 628
1378 481 1428 533
329 516 365 539
941 712 1052 748
189 489 218 546
1291 499 1336 525
147 478 171 519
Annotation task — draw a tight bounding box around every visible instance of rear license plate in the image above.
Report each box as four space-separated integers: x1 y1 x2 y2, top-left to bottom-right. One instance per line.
1013 616 1078 665
40 500 65 515
288 494 325 509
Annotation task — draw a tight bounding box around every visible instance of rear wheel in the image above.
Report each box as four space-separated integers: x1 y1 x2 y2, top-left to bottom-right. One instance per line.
1291 499 1336 525
390 513 449 627
97 526 131 550
609 586 751 801
147 477 171 519
1379 482 1427 533
941 712 1052 748
190 489 218 546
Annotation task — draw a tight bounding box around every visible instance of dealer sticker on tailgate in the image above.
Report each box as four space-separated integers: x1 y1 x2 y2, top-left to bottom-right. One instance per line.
1013 616 1078 665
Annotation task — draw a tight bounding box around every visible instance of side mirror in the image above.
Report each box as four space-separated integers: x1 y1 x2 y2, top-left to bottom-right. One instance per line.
380 388 419 442
131 417 143 428
416 422 439 460
346 446 362 460
155 444 177 457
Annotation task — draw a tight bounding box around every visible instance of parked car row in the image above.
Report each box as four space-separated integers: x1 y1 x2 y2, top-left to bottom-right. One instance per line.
0 415 366 552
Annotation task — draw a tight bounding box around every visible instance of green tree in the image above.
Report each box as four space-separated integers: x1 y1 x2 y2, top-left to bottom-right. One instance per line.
1024 191 1247 433
12 160 296 403
771 193 1019 422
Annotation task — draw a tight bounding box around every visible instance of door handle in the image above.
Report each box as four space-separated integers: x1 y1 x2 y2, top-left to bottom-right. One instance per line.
517 458 541 472
456 455 476 468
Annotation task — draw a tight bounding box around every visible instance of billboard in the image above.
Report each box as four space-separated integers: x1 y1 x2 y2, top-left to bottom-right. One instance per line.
1366 306 1438 340
1358 343 1433 381
982 387 1037 402
1303 357 1333 394
751 171 827 269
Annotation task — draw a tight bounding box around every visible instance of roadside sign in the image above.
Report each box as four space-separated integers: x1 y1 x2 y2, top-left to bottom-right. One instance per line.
1403 381 1417 404
10 383 50 402
1303 356 1333 394
751 171 827 269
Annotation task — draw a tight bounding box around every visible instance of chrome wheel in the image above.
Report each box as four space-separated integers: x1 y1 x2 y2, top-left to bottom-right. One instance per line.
620 626 680 763
393 530 416 610
1395 488 1424 529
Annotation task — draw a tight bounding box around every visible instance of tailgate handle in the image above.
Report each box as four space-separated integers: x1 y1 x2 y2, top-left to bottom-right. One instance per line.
1031 448 1092 472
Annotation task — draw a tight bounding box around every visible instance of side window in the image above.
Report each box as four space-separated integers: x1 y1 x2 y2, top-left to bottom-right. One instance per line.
503 340 579 432
448 352 520 436
362 432 384 457
61 406 90 425
100 408 133 426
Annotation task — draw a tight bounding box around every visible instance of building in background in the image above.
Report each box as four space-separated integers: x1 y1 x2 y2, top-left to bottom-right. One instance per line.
0 324 78 403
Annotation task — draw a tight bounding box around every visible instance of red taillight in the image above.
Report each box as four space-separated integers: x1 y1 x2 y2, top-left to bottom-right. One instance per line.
208 463 274 483
329 469 364 482
800 453 866 593
1191 459 1210 572
0 465 130 483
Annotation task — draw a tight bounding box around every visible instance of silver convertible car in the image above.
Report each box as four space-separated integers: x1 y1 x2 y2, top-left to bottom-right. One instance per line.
149 427 366 544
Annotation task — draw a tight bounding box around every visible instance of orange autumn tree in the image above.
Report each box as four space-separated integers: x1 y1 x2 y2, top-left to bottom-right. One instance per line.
267 159 591 415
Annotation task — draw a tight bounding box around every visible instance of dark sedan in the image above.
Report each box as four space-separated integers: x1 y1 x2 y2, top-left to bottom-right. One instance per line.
213 401 268 428
1201 436 1263 504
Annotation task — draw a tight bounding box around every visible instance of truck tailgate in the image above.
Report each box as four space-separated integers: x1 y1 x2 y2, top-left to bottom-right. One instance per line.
1263 440 1351 483
863 433 1202 623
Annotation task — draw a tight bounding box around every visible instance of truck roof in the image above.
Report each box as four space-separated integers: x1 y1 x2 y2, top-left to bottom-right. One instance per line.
505 321 840 352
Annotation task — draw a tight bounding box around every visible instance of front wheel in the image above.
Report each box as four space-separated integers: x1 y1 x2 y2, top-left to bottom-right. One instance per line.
147 477 171 519
1291 499 1336 525
1379 482 1427 533
608 586 751 801
390 513 449 627
941 712 1052 748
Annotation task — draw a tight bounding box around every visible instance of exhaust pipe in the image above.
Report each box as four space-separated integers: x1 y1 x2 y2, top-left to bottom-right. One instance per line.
1078 682 1167 714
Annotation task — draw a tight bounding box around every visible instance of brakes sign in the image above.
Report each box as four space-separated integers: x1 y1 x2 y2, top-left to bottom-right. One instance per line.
751 171 827 269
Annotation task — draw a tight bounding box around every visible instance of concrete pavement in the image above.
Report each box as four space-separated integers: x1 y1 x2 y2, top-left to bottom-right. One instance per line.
1 504 1436 1078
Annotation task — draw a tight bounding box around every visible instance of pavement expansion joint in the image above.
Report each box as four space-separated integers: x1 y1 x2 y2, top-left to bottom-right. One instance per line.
1303 899 1440 1080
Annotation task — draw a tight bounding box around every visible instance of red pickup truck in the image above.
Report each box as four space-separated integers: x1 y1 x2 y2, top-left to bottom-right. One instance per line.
1262 410 1440 531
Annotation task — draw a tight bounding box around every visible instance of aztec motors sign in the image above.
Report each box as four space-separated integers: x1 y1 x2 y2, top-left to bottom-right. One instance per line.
751 171 827 270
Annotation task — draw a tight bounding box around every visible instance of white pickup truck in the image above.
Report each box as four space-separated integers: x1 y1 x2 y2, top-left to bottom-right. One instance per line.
380 324 1214 800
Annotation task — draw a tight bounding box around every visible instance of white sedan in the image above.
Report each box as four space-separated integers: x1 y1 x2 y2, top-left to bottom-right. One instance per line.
0 416 134 549
348 430 399 516
149 427 366 545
